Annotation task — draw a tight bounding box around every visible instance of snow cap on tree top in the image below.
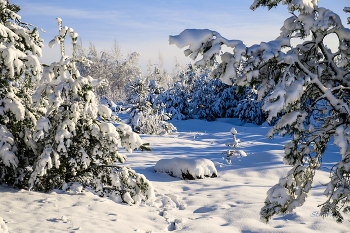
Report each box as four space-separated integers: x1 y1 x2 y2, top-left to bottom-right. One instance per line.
250 0 319 13
230 127 237 135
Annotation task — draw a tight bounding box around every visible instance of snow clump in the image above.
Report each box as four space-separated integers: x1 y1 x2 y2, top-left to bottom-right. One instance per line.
154 157 217 180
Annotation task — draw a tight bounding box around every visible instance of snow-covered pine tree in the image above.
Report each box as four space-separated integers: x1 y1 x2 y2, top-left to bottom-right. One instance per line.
233 87 267 125
170 0 350 223
126 78 176 135
148 79 164 108
126 78 152 133
0 0 42 187
29 18 154 203
156 62 265 123
156 64 201 120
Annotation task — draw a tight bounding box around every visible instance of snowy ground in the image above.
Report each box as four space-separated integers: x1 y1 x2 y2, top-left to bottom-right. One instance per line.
1 118 350 232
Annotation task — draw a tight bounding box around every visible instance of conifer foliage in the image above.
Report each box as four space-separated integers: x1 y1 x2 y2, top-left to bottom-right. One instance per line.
171 0 350 223
0 1 154 204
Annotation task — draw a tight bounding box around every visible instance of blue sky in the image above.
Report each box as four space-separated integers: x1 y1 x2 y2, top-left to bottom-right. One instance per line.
11 0 350 73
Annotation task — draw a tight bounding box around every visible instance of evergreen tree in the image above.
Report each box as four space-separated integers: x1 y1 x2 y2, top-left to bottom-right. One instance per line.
0 0 43 188
126 78 152 133
126 78 176 135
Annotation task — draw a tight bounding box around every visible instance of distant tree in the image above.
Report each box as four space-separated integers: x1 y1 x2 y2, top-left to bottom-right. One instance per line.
77 40 142 103
145 53 173 90
170 0 350 223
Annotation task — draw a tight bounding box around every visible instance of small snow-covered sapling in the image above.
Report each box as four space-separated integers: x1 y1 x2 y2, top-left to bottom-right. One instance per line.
223 127 246 160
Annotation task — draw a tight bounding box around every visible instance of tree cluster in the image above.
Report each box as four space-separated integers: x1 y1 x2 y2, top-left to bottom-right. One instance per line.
155 64 267 124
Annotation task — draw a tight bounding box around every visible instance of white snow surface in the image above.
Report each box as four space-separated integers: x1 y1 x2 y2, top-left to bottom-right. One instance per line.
0 118 349 232
154 157 217 179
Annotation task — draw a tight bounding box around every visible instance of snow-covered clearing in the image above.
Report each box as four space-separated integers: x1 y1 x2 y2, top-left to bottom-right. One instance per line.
1 118 349 232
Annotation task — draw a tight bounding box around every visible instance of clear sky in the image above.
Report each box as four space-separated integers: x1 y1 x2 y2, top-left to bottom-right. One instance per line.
10 0 350 74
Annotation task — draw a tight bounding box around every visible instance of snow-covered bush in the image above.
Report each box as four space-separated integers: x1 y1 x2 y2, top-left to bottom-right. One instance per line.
170 0 350 223
137 108 176 135
223 127 246 161
154 157 217 180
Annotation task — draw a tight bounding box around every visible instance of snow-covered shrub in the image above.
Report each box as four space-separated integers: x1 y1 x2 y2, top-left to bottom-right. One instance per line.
222 127 246 161
0 0 42 187
136 108 176 135
170 0 350 223
154 157 217 180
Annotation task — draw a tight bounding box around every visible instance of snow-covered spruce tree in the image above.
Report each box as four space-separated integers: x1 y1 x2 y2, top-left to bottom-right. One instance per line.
233 87 267 125
126 78 152 133
170 0 350 223
30 18 154 204
126 78 176 135
0 0 42 187
148 79 164 108
156 64 206 120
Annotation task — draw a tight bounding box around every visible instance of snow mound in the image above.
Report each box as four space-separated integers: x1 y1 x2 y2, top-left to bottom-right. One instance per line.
154 158 217 180
0 216 8 233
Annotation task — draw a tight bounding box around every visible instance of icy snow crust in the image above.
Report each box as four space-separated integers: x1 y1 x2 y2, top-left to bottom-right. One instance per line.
154 157 217 179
